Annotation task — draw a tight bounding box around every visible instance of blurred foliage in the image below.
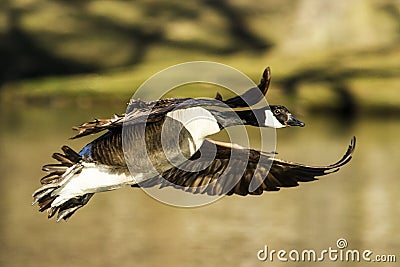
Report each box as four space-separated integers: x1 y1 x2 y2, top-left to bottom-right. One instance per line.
0 0 399 114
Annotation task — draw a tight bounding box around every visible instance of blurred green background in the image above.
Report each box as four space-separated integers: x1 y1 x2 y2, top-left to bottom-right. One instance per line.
1 0 399 112
0 1 399 267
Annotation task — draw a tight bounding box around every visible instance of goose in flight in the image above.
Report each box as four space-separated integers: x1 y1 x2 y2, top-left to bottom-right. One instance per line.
32 67 356 221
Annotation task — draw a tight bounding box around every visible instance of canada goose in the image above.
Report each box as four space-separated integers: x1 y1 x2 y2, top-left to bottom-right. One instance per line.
32 67 356 221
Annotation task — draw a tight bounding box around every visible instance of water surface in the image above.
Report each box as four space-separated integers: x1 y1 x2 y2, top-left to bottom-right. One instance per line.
0 103 398 267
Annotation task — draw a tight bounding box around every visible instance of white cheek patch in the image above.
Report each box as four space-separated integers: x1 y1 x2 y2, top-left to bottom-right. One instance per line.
167 107 220 150
264 110 285 128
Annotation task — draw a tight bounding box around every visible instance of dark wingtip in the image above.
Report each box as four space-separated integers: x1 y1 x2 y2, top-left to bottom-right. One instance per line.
258 66 271 95
348 135 356 158
222 67 272 108
215 92 223 101
328 136 357 169
351 136 356 149
346 136 357 158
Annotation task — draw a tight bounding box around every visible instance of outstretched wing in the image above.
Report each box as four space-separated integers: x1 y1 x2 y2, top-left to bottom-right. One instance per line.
221 66 271 108
71 114 125 139
140 137 356 196
71 67 272 139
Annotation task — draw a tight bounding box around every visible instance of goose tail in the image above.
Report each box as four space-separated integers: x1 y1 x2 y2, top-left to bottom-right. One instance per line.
32 146 94 222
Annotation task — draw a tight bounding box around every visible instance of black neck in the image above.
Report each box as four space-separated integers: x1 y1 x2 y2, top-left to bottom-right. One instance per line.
210 108 266 128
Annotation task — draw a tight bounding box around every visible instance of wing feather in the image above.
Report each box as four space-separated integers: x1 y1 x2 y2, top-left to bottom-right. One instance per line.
70 67 272 139
150 137 356 196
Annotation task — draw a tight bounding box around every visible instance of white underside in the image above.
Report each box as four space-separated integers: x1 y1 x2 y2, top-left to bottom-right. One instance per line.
51 163 142 207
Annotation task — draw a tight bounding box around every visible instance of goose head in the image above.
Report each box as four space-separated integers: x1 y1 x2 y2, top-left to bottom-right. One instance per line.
267 105 305 128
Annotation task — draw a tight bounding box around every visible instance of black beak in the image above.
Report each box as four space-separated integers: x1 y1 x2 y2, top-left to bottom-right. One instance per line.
287 114 305 127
